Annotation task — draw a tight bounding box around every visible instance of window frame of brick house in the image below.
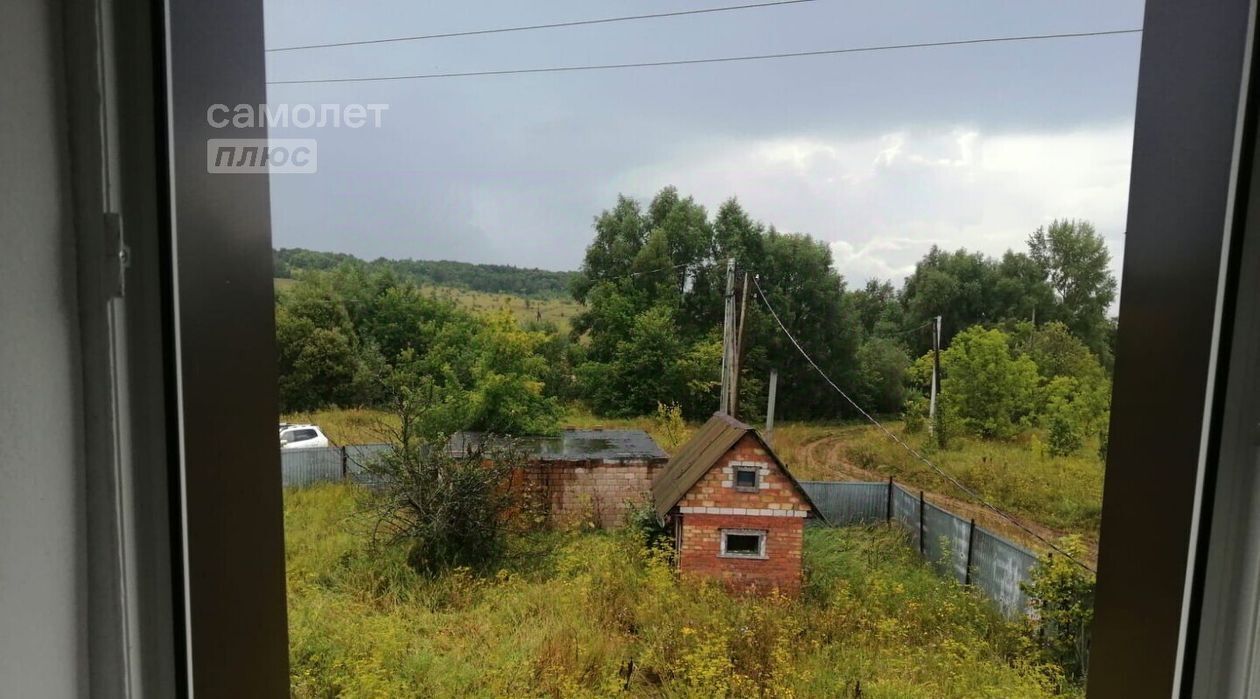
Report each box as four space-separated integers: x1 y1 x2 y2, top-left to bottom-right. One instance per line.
719 529 767 559
733 466 759 492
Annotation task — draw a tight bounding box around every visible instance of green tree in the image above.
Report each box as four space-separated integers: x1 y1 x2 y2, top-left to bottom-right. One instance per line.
460 312 562 435
275 310 360 412
900 247 1001 354
849 279 906 338
1011 321 1111 435
570 189 859 421
1028 220 1117 357
853 337 910 414
939 326 1039 439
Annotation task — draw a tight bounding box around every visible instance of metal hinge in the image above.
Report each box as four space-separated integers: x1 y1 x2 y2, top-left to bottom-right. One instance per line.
104 212 129 298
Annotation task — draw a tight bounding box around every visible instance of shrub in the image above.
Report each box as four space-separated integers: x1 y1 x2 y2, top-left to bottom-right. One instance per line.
1023 536 1095 686
1042 377 1088 457
367 438 523 575
1045 405 1084 457
654 401 687 451
625 499 673 552
902 395 928 433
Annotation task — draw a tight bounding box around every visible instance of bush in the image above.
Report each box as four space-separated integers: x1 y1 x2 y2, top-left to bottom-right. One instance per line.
624 499 674 555
367 438 523 575
902 395 928 433
1023 536 1095 686
1042 377 1088 457
654 401 687 451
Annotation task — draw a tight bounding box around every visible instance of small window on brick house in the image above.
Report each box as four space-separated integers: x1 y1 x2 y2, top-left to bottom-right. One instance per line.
720 529 767 558
734 466 759 491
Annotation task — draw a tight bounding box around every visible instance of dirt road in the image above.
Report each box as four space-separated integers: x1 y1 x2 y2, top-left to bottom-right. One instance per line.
791 431 1100 568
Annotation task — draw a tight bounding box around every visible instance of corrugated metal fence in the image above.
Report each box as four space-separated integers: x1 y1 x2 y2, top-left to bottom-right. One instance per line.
280 443 392 488
800 480 1040 618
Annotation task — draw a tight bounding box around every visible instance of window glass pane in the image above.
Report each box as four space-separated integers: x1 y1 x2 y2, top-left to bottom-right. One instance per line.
264 1 1137 692
725 533 762 555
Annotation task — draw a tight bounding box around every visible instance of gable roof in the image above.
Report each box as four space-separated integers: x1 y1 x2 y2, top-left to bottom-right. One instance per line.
651 413 823 522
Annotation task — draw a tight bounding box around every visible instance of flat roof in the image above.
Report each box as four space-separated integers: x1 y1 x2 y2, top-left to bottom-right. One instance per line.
448 428 668 462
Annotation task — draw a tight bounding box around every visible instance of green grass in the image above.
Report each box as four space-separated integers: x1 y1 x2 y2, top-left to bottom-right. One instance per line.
285 484 1071 697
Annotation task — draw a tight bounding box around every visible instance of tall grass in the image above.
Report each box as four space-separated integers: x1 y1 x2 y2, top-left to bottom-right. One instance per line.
281 408 398 445
825 426 1104 538
286 484 1069 697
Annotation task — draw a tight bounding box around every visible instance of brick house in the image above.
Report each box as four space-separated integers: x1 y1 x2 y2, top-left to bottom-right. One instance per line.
652 413 822 596
449 428 668 528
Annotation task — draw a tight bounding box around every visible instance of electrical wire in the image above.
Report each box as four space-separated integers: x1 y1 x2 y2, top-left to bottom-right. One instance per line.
266 28 1142 85
887 320 934 337
267 0 817 52
584 260 693 285
751 274 1097 573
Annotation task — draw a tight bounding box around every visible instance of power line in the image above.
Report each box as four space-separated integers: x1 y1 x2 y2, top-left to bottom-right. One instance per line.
266 28 1142 86
267 0 817 53
751 274 1096 573
591 260 693 284
888 320 934 337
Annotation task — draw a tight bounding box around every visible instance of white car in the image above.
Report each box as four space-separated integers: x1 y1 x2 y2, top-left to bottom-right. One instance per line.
279 424 331 449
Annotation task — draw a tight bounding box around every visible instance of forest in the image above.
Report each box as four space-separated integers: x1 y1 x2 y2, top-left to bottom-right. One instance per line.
274 185 1116 454
275 247 577 298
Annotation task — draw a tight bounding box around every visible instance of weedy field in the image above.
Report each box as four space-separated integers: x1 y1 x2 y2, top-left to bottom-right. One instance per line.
285 484 1071 698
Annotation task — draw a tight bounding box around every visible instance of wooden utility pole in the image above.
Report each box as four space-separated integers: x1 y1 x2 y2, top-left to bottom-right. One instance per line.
719 259 736 415
731 271 750 418
928 315 941 434
764 368 778 445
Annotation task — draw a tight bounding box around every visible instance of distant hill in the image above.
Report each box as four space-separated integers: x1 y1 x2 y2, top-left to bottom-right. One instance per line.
274 247 578 298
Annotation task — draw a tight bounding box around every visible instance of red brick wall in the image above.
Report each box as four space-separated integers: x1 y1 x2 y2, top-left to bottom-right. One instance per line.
677 435 810 513
515 459 665 528
674 434 811 595
679 514 804 595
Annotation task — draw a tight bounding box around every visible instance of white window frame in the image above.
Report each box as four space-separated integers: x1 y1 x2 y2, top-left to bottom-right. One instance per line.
719 529 768 559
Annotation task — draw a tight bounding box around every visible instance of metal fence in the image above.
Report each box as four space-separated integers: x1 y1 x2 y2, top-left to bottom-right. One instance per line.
800 479 1041 618
280 443 392 488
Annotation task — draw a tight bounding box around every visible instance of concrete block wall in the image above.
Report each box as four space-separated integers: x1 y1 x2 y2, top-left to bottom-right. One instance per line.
517 459 665 528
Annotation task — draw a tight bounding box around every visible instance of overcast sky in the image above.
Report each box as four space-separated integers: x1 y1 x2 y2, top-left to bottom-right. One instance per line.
263 0 1144 287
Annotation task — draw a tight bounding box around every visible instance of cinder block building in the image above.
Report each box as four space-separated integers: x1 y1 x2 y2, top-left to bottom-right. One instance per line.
449 428 669 528
652 413 821 596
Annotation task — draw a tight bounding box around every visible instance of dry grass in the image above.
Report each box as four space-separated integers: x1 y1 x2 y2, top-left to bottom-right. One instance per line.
285 484 1070 698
